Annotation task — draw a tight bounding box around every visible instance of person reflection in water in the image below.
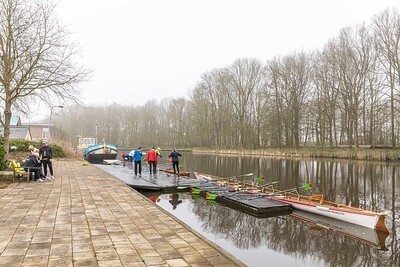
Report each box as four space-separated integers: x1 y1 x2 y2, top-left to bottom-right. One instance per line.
169 193 183 210
148 194 161 203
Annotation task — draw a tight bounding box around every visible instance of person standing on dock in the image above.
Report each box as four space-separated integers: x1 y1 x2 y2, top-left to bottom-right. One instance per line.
147 147 158 175
155 147 163 171
133 146 143 176
168 148 182 175
155 147 163 159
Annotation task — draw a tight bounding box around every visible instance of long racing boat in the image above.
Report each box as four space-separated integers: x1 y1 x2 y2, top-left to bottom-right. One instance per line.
160 168 191 177
193 172 389 233
193 172 219 181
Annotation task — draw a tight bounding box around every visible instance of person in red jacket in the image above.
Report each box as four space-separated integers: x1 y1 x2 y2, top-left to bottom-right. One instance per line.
147 147 163 175
147 147 157 175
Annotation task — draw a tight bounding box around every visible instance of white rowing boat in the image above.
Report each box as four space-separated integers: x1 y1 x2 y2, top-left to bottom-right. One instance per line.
193 172 219 181
272 193 389 233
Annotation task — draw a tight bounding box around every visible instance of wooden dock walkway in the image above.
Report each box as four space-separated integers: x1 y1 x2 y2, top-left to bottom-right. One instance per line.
96 162 200 191
0 160 243 267
97 162 292 218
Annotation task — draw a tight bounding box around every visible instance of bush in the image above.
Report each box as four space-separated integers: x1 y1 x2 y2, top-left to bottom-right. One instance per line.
51 144 66 158
0 138 7 170
0 139 67 171
9 139 41 152
9 139 66 158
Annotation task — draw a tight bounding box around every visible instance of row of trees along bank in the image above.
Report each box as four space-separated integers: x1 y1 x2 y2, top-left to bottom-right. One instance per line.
54 8 400 151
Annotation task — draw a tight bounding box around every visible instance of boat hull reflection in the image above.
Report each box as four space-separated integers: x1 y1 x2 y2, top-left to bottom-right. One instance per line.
290 209 389 250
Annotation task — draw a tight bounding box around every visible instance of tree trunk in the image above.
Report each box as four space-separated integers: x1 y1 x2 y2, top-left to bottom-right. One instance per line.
3 96 12 160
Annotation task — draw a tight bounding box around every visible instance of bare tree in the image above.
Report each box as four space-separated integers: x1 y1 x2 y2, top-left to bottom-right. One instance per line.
191 69 233 148
280 52 312 148
266 58 285 148
166 98 190 147
226 58 265 148
372 8 400 148
0 0 89 157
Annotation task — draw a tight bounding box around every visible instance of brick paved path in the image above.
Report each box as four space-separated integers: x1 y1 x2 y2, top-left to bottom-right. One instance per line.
0 160 243 267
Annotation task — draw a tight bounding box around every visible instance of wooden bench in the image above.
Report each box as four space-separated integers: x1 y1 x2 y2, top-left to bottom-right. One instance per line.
8 161 30 183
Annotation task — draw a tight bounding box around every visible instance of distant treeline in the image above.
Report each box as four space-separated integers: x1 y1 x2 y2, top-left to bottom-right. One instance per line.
55 8 400 150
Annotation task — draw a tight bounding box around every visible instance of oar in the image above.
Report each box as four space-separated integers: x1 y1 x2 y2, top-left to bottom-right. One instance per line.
279 183 313 193
244 181 279 190
263 183 313 196
241 183 313 199
226 173 254 179
205 181 279 200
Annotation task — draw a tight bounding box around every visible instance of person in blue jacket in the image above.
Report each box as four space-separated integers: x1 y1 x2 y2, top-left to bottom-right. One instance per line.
133 146 143 176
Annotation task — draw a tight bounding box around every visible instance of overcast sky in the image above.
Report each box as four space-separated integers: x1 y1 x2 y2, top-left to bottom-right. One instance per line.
27 0 400 121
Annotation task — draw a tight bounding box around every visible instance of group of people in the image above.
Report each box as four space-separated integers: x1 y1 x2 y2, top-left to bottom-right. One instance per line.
24 140 55 182
123 147 182 176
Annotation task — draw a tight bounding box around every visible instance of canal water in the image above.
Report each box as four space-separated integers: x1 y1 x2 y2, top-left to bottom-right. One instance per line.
142 152 399 267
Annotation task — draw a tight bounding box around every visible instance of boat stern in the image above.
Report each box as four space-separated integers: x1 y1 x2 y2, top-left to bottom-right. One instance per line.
375 212 390 234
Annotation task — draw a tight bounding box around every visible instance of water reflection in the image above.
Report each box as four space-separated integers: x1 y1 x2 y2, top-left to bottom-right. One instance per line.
157 153 400 266
169 193 183 210
149 192 390 267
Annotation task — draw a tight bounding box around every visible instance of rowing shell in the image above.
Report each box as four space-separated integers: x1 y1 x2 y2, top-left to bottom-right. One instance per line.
193 172 219 181
270 194 389 233
161 168 191 177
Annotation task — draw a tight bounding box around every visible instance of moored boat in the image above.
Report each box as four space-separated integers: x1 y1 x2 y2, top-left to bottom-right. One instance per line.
193 172 222 181
83 143 118 164
160 168 191 177
193 172 389 233
266 191 389 233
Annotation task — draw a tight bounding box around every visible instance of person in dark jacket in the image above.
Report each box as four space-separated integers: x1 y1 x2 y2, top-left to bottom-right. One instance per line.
24 155 44 182
39 140 55 179
168 148 182 175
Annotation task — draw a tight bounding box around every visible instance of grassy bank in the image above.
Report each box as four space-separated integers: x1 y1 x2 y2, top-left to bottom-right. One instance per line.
192 147 400 161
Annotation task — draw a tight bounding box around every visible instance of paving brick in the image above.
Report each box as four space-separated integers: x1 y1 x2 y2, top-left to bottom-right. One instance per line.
21 255 49 266
0 255 24 267
98 259 123 267
157 249 182 260
96 250 120 261
48 256 73 267
73 250 96 260
72 258 98 267
165 258 190 267
183 252 210 264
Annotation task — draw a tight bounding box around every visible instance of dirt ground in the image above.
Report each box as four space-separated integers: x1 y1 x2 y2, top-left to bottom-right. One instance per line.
0 175 13 189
